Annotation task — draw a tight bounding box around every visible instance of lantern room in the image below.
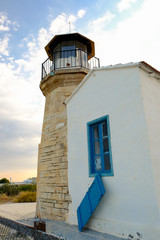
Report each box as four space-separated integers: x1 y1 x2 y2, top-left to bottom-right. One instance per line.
42 33 100 80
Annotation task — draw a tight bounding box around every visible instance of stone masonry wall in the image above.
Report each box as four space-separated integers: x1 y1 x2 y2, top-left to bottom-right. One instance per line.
36 70 88 221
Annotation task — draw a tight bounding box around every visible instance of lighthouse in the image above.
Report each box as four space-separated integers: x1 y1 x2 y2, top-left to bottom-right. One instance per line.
36 33 100 221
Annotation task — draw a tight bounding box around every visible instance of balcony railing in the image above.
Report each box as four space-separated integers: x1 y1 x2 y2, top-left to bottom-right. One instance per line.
41 49 100 80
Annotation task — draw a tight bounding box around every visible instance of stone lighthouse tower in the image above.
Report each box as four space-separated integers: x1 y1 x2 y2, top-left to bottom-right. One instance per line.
36 33 99 221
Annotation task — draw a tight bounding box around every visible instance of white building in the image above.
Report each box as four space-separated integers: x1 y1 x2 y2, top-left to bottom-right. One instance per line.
66 62 160 240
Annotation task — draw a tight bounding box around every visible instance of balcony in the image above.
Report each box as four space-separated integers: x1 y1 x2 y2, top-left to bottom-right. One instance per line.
41 49 100 80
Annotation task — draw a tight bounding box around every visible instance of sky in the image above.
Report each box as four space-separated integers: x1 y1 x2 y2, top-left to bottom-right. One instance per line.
0 0 160 182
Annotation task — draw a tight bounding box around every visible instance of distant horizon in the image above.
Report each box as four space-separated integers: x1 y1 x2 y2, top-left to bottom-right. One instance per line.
0 171 37 183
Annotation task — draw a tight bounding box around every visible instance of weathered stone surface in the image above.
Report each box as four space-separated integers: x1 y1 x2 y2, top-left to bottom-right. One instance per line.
36 68 88 220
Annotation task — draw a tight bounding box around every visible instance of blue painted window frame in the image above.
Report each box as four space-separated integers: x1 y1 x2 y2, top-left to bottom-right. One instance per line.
87 115 114 177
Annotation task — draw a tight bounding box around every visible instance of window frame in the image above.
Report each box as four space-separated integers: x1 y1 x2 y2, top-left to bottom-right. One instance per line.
87 115 114 177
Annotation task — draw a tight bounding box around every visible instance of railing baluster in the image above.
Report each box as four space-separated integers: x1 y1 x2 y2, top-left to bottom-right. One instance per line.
41 49 100 80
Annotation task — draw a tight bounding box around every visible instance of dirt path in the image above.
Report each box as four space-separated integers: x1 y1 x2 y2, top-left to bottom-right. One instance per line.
0 202 36 220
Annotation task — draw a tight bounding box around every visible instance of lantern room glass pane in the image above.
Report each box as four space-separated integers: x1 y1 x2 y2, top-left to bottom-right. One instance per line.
61 45 76 58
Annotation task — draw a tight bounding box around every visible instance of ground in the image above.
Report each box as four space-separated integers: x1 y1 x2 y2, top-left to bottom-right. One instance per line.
0 202 36 220
0 202 127 240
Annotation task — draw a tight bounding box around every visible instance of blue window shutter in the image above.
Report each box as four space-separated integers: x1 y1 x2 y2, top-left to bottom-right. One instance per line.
77 174 105 232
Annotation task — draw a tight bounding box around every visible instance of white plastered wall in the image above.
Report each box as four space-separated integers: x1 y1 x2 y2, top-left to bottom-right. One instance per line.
67 66 160 240
140 68 160 213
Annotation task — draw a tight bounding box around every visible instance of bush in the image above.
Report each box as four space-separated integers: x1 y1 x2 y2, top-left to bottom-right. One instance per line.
13 191 36 203
0 184 19 196
0 178 10 183
18 184 36 192
0 183 36 196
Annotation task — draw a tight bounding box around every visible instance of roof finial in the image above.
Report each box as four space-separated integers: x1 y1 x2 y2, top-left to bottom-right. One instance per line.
69 22 71 33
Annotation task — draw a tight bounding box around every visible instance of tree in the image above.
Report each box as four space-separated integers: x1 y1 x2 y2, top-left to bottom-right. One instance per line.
0 178 10 184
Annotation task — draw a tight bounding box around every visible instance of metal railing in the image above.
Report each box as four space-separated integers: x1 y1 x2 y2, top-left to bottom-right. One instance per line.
0 216 64 240
41 49 100 80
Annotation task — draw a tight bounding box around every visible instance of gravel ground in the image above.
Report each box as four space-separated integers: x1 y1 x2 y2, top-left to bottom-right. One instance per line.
0 202 36 220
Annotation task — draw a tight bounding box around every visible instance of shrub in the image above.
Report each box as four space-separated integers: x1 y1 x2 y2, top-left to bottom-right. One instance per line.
0 184 19 196
0 178 10 183
13 191 36 203
18 184 36 192
0 183 36 196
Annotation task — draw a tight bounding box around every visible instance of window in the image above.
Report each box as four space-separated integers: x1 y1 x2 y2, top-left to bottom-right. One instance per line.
61 45 76 58
87 116 113 177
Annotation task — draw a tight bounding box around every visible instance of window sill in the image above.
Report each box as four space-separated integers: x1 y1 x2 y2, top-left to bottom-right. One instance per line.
89 171 114 178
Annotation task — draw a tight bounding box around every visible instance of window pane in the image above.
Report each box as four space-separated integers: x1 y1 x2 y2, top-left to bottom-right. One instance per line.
95 156 101 171
104 154 111 171
102 122 108 136
93 126 99 139
94 140 100 155
61 46 76 58
103 138 109 153
62 45 75 51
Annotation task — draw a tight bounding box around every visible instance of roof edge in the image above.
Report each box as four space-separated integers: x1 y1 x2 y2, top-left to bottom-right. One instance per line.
139 61 160 77
45 32 95 60
65 61 160 104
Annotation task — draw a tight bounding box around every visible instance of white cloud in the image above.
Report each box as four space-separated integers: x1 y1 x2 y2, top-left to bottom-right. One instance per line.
0 13 10 31
0 57 44 180
117 0 137 12
0 12 19 32
0 14 11 57
88 11 115 33
78 9 86 18
49 13 76 35
0 25 9 31
0 13 19 58
68 14 76 23
87 0 160 71
0 35 9 56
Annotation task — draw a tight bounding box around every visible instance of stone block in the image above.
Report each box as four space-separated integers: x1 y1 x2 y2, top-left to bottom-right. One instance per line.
51 193 65 201
55 203 63 209
60 169 68 177
62 187 68 194
60 162 68 168
55 186 63 193
64 194 72 202
63 202 69 209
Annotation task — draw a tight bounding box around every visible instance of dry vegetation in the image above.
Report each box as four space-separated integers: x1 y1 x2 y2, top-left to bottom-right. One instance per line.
13 191 36 203
0 194 13 203
0 184 36 204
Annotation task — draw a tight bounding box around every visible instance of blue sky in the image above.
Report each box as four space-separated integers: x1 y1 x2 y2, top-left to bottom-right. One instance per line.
0 0 160 181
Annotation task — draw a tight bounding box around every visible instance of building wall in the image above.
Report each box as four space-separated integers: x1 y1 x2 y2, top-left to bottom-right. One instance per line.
67 66 160 239
140 69 160 215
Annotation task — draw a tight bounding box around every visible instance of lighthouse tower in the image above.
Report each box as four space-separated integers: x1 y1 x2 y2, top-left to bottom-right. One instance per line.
36 33 99 221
